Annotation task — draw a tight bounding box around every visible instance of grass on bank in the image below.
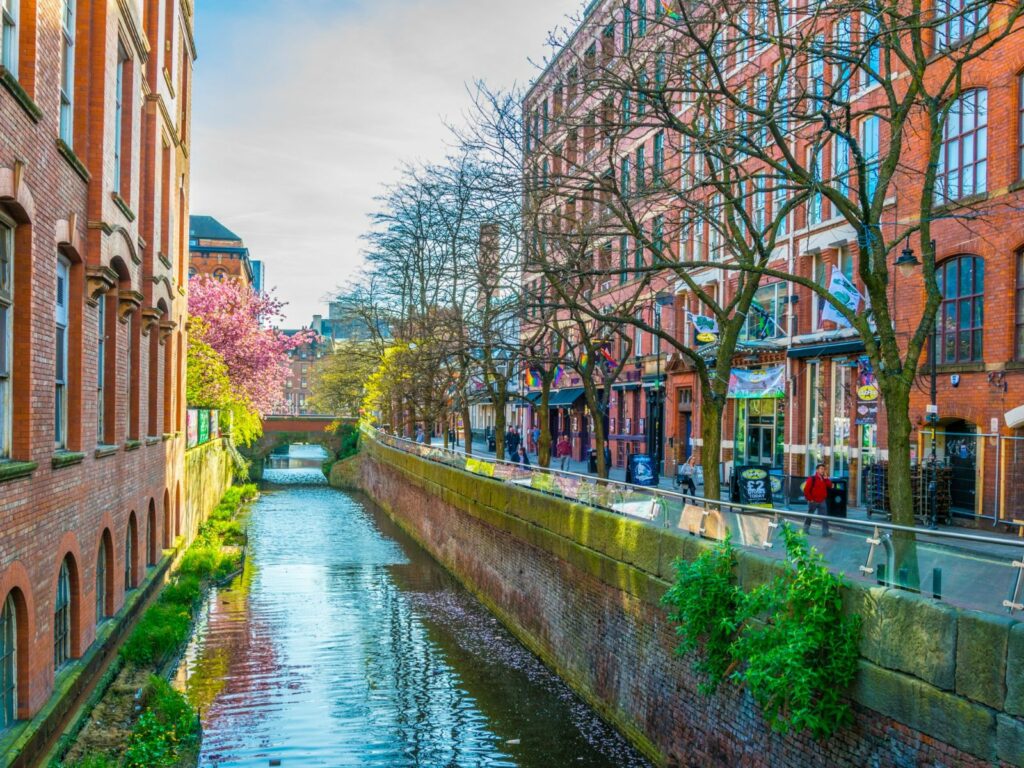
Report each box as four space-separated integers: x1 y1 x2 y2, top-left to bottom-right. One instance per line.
60 484 258 768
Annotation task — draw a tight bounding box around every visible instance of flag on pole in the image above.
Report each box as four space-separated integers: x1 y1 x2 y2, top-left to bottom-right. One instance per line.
553 365 565 385
820 267 863 329
686 311 719 335
525 368 541 388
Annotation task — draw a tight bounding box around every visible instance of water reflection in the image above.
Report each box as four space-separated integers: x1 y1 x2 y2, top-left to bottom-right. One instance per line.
178 470 649 768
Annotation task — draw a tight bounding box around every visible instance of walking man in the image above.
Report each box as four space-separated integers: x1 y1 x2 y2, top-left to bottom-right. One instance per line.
803 463 832 537
556 433 572 471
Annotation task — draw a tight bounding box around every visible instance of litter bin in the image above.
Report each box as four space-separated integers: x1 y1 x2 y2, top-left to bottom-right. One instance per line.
588 449 598 474
827 479 849 518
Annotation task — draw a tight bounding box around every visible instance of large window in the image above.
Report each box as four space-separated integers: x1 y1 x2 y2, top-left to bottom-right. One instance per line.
861 116 881 199
59 0 75 145
54 557 72 670
1018 73 1024 181
935 0 987 49
743 282 787 341
124 520 135 591
1016 251 1024 360
55 257 69 449
652 131 664 183
96 293 106 443
1 0 17 75
937 89 987 202
113 43 128 195
0 219 10 460
0 593 16 729
95 540 107 623
937 256 984 364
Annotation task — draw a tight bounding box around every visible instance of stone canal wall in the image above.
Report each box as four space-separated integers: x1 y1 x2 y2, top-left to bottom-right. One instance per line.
184 437 235 540
360 438 1024 767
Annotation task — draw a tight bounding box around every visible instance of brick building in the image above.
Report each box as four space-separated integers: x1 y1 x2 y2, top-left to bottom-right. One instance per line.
282 330 329 415
521 0 1024 518
0 0 193 738
187 214 256 287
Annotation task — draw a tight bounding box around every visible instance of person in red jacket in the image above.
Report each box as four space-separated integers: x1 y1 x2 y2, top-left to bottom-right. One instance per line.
803 463 832 537
555 434 572 471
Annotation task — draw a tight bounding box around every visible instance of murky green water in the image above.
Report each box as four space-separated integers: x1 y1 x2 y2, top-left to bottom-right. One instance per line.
177 450 650 767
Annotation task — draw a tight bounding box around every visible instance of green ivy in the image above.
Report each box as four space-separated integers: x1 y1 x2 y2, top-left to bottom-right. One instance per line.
662 526 861 738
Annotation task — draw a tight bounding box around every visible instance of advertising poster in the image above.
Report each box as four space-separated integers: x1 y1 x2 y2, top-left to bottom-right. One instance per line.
856 357 879 425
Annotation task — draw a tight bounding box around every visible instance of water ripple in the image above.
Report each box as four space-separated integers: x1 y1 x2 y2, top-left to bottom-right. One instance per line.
178 484 651 768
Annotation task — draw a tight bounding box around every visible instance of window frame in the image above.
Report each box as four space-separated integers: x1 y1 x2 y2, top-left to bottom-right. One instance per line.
96 293 106 444
1 0 18 76
0 217 11 460
95 540 107 623
55 256 70 449
936 255 984 364
937 88 988 203
0 593 15 729
54 558 71 670
934 0 988 50
59 0 75 146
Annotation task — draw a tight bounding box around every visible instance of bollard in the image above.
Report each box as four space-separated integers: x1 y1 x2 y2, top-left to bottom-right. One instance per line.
933 567 942 601
876 563 886 586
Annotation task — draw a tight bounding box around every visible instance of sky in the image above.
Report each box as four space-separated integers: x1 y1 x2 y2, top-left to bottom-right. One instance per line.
191 0 581 327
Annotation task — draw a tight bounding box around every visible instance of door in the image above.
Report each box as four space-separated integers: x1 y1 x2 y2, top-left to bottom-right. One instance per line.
946 420 977 513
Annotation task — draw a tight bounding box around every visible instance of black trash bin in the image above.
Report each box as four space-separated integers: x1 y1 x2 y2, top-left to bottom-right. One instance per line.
826 479 849 518
588 449 598 474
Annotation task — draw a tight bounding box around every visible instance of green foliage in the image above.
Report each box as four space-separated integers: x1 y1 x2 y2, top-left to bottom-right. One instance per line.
120 602 192 666
123 677 198 768
64 756 118 768
661 534 742 693
735 526 861 738
662 526 861 738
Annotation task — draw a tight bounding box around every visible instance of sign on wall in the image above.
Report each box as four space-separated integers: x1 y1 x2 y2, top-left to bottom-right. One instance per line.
728 365 786 399
855 357 879 425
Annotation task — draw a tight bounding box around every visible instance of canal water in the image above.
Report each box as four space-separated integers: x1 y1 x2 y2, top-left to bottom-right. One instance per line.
176 446 651 768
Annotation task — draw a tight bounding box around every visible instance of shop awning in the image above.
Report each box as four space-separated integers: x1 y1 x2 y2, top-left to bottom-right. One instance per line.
787 339 866 359
612 381 641 390
523 391 542 403
547 387 586 407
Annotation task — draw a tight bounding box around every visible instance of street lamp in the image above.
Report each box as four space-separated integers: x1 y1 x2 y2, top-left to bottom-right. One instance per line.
895 239 939 529
652 291 675 483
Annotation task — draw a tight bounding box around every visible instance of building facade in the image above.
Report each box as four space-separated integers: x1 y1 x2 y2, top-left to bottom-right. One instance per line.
0 0 192 736
187 214 255 286
521 0 1024 518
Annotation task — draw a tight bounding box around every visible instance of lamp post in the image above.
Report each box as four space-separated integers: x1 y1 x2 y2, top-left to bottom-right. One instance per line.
653 291 675 484
896 240 939 529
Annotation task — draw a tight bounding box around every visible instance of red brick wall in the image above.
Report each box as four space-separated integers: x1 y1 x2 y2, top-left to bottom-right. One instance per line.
0 0 192 723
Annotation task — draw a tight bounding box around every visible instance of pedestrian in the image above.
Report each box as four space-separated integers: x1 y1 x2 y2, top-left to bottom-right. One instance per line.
531 425 541 453
518 444 531 466
678 455 698 496
556 433 572 471
803 463 832 537
414 426 425 444
505 426 521 459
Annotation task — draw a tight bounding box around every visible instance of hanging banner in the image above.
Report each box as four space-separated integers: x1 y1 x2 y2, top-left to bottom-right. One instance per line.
855 356 879 425
728 365 786 399
687 311 719 340
820 267 863 329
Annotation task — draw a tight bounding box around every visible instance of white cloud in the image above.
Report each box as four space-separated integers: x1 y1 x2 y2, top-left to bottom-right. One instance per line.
192 0 579 326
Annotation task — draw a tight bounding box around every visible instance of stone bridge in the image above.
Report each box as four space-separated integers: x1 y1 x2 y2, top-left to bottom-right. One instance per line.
242 415 357 478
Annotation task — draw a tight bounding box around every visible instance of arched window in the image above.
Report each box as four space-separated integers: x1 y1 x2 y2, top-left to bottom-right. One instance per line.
95 540 107 623
212 267 227 281
54 557 72 669
937 89 987 202
937 256 984 364
55 255 70 449
124 518 135 591
0 593 16 729
147 501 157 566
0 215 12 459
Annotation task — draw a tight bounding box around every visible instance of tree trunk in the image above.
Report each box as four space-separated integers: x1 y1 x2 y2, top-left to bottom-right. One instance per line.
700 395 725 502
538 379 553 467
461 404 472 456
494 405 507 461
880 379 921 588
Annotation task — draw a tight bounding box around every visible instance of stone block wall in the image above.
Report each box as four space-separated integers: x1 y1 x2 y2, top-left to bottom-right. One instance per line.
184 438 235 538
360 439 1024 767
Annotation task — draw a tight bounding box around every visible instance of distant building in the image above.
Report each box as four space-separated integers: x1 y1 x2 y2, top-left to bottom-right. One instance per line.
251 260 265 293
188 215 255 287
281 332 331 415
313 300 388 343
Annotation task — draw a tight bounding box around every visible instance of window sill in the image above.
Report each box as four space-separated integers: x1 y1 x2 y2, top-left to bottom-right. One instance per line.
124 439 142 452
158 252 173 270
56 139 91 183
934 362 985 374
111 192 136 223
145 435 162 446
162 433 174 442
0 66 43 123
1009 179 1024 194
934 191 989 214
0 460 38 483
94 444 120 459
52 451 86 470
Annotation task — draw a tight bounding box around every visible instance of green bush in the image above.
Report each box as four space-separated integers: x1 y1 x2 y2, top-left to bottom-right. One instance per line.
662 526 860 738
123 677 198 768
64 756 118 768
120 603 191 666
661 534 742 694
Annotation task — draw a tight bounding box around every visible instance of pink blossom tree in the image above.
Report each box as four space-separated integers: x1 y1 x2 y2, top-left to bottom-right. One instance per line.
188 276 314 416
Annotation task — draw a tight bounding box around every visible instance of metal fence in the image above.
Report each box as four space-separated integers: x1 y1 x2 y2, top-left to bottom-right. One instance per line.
368 426 1024 617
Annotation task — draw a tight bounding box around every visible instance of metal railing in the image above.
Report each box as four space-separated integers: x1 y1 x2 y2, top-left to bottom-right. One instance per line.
367 426 1024 616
